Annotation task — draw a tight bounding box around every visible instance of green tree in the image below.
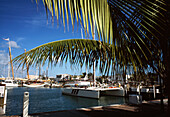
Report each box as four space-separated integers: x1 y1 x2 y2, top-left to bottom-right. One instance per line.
14 0 169 112
80 72 86 78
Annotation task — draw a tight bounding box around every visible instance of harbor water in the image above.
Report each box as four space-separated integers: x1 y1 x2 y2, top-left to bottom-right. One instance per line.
6 87 126 116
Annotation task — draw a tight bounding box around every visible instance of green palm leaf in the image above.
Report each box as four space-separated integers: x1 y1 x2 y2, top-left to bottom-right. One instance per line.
36 0 166 72
13 39 111 73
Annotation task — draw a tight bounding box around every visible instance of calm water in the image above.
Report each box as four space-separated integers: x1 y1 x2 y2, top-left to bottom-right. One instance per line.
5 87 126 116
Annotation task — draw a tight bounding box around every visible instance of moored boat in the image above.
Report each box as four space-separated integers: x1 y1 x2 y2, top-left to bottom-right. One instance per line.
64 81 90 87
23 83 45 88
2 79 18 87
61 83 125 99
61 87 100 99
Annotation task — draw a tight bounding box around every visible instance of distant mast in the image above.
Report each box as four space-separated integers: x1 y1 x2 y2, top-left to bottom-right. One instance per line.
9 43 15 80
25 49 29 80
4 38 15 80
81 28 88 80
46 66 48 79
8 55 10 78
92 22 96 86
39 62 41 79
36 66 38 79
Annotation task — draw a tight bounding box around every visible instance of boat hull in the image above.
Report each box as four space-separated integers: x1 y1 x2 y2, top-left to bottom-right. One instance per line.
2 80 18 87
103 88 125 96
3 84 18 87
61 87 100 99
23 84 45 88
62 87 125 99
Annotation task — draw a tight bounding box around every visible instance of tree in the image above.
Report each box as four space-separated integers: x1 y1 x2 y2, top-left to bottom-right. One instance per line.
81 72 86 78
14 0 169 113
13 39 109 74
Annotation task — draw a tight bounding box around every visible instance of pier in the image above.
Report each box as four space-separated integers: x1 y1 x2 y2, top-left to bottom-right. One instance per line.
29 99 168 117
1 99 167 117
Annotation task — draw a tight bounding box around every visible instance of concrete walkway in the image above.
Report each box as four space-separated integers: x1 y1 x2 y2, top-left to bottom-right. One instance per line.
29 102 168 117
2 99 168 117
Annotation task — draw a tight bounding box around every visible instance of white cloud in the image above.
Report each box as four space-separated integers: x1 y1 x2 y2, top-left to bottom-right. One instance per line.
0 50 5 53
9 41 20 48
1 40 21 48
0 52 8 65
24 13 55 29
24 14 47 26
17 37 25 42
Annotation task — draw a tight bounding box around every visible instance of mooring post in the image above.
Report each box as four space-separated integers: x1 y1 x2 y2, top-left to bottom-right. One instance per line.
23 92 29 117
0 84 7 115
153 85 156 99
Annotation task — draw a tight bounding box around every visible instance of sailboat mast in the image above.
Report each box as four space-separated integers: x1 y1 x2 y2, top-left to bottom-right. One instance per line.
8 57 10 78
92 22 96 86
25 49 29 80
36 65 38 79
46 66 48 79
81 28 88 80
8 41 15 80
39 62 41 79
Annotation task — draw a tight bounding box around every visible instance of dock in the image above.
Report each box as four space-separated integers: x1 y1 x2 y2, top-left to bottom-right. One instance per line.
1 99 167 117
29 100 168 117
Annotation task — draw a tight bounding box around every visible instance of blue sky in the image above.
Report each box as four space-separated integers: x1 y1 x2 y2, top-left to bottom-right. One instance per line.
0 0 101 78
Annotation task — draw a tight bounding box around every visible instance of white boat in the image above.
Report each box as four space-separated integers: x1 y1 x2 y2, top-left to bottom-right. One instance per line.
62 86 125 99
51 83 61 87
2 79 18 87
23 83 45 88
62 87 100 99
64 81 90 87
99 86 125 97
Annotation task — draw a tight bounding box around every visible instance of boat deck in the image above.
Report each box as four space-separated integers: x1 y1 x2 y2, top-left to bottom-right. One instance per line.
65 86 123 91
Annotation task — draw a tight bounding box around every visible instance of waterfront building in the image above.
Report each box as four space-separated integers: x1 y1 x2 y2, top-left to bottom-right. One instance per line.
26 75 39 80
56 74 71 81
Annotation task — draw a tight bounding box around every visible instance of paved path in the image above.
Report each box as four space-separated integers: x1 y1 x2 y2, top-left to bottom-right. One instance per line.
2 99 168 117
29 103 167 117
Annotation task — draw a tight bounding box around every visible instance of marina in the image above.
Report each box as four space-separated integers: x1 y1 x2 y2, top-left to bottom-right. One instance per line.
0 85 168 117
0 0 169 116
5 87 126 116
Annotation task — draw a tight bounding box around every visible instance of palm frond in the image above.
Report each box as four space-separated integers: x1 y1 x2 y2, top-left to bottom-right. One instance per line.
35 0 166 72
32 0 168 76
13 39 111 73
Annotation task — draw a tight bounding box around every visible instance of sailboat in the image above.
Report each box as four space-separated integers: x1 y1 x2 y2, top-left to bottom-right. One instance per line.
23 83 45 88
2 38 18 87
23 52 45 88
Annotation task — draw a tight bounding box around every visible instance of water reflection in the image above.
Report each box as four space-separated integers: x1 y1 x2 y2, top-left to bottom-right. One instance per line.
6 87 126 116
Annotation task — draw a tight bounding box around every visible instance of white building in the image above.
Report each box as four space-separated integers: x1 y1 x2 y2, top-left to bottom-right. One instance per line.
26 75 39 80
56 74 70 81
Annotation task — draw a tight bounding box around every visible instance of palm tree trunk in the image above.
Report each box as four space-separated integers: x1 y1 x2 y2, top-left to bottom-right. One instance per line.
165 36 170 114
164 1 170 113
